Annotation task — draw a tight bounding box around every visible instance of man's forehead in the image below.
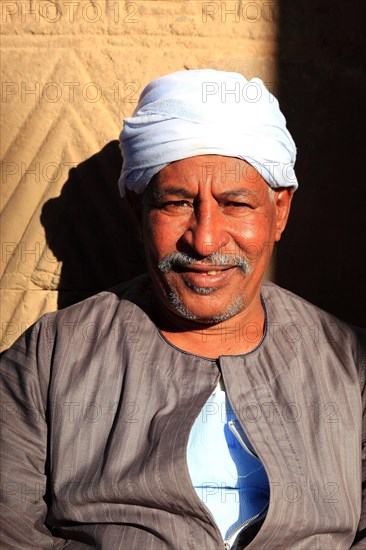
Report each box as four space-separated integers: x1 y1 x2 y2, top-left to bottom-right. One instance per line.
149 155 269 196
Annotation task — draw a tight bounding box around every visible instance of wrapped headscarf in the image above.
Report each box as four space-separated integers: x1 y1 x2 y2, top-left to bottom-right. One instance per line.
118 69 298 196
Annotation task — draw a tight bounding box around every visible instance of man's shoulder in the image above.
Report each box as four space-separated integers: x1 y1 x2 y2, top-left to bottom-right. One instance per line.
262 279 353 326
1 275 154 374
262 279 365 344
39 273 153 328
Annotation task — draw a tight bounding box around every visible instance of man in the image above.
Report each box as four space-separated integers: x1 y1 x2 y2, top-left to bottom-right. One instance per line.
1 70 364 549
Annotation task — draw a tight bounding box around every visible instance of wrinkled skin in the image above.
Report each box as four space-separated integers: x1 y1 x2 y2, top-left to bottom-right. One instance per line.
128 155 293 356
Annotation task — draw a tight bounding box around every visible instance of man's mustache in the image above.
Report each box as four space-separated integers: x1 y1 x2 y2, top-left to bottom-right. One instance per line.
158 252 251 274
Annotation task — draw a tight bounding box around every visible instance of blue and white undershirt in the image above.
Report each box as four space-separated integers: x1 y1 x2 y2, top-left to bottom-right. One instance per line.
187 379 269 540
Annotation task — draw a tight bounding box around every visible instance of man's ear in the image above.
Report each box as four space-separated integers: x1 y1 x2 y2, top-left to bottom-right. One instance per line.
274 188 294 242
125 189 143 240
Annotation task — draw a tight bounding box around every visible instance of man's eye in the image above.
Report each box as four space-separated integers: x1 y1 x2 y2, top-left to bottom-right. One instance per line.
223 202 255 216
226 201 253 208
161 201 193 210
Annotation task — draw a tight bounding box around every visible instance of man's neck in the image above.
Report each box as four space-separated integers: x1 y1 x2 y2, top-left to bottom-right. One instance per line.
157 298 266 359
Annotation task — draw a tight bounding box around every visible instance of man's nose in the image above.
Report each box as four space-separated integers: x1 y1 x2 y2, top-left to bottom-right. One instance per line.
182 200 230 257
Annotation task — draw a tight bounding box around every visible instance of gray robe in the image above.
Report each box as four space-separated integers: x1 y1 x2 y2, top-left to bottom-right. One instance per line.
1 276 365 549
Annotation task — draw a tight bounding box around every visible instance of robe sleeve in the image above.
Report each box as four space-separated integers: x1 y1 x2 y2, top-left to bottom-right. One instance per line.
351 326 366 547
0 318 58 549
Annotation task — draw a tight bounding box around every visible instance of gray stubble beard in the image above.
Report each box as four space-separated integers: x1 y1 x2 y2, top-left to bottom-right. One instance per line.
160 251 250 323
167 286 245 324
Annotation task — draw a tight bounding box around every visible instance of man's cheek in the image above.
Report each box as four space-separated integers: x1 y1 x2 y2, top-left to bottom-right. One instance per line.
239 230 271 264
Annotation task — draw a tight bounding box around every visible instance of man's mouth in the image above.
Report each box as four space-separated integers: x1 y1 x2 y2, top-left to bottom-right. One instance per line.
158 252 251 277
174 265 233 275
206 270 222 275
173 264 239 290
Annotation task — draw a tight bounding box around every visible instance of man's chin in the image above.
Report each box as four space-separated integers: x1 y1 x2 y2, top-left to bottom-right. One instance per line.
167 291 244 325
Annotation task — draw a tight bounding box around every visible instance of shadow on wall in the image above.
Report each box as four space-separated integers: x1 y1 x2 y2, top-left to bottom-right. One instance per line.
42 2 365 327
41 141 146 310
276 0 366 327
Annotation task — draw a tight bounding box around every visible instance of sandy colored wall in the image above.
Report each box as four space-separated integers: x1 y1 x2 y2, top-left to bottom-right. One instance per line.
1 0 280 350
2 1 365 351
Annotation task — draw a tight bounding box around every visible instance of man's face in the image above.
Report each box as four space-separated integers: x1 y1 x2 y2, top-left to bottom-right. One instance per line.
138 155 292 325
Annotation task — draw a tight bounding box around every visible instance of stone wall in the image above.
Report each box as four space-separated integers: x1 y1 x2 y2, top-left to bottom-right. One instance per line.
1 0 280 349
1 0 365 350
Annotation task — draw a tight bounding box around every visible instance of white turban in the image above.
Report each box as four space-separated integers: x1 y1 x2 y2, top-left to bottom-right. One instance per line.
118 69 298 196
